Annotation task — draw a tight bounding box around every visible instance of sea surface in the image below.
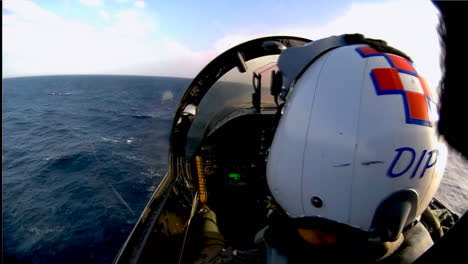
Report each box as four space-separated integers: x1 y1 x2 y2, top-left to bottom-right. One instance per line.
2 75 189 263
2 75 467 263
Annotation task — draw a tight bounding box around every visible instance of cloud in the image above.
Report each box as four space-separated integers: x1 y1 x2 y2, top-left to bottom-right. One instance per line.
3 0 61 22
2 0 213 78
2 0 442 84
214 0 442 93
99 10 110 21
109 9 156 38
79 0 103 6
109 38 216 78
134 1 145 8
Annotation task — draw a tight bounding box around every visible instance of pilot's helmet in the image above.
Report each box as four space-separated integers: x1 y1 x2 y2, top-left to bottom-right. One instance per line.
267 35 448 243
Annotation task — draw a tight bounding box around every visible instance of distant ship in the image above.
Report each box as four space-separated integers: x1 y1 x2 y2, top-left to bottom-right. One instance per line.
114 36 463 264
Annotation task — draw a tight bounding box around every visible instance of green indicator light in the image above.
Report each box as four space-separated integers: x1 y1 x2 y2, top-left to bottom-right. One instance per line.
228 173 240 180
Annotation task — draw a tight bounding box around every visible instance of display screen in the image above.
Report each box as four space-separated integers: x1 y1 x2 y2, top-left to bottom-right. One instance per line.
228 173 240 181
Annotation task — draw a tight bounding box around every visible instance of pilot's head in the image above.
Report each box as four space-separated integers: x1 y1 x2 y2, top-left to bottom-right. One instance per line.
266 35 447 251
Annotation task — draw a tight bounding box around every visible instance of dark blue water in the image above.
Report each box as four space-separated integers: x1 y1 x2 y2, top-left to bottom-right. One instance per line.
2 75 190 263
3 75 467 264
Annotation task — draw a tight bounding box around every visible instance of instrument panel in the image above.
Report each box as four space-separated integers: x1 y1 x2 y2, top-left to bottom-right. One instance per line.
197 114 273 189
194 113 275 248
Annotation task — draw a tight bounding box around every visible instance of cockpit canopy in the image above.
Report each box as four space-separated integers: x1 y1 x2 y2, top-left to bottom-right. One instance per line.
170 36 310 160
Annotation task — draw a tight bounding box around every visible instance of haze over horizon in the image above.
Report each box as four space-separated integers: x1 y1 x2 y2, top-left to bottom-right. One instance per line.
3 0 441 91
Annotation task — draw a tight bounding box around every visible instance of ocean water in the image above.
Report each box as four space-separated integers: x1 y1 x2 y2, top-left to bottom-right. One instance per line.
2 76 189 263
2 75 467 263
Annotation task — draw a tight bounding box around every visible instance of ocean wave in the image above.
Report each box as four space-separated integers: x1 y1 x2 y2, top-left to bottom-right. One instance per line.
25 224 65 235
49 92 72 96
87 107 119 115
101 137 119 143
146 186 156 192
118 109 175 120
131 115 152 119
45 152 94 172
125 154 138 160
8 119 33 127
140 167 165 178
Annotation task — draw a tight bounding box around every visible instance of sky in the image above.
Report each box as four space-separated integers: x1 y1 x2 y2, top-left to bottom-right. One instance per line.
3 0 442 90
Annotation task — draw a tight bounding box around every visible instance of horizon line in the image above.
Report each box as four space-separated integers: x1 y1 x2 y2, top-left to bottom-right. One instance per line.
2 74 194 80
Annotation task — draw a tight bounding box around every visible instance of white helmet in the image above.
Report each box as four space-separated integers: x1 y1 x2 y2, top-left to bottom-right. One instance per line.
267 34 448 241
